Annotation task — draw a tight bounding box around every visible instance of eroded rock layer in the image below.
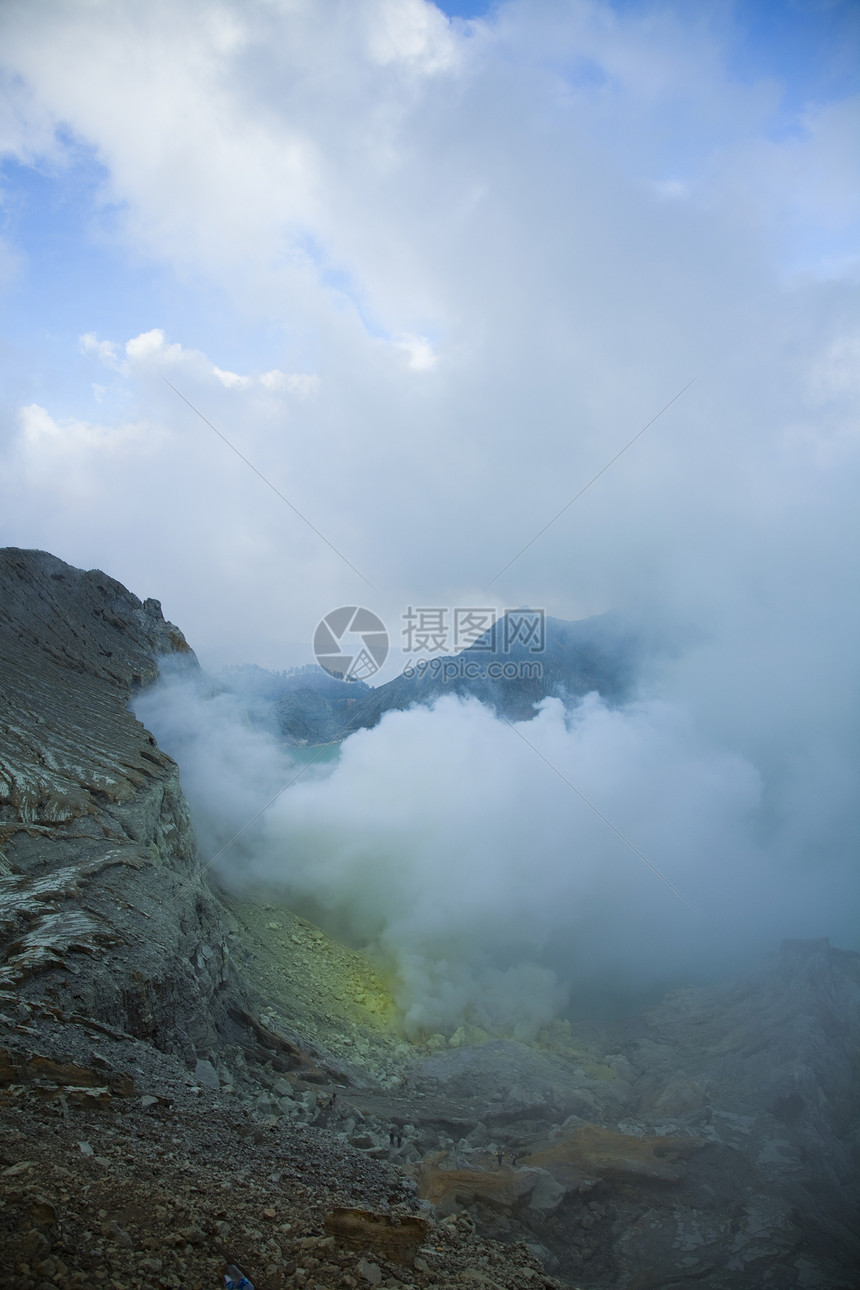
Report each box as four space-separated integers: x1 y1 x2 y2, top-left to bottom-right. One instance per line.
0 548 225 1046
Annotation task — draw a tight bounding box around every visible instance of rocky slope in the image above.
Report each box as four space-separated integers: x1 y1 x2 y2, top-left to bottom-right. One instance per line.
0 547 238 1058
1 549 858 1290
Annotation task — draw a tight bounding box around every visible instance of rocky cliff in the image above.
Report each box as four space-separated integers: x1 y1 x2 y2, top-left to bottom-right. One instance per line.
1 549 858 1290
0 547 234 1056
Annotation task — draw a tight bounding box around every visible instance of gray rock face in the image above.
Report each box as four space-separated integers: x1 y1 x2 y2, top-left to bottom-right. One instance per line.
0 548 230 1053
193 1056 220 1090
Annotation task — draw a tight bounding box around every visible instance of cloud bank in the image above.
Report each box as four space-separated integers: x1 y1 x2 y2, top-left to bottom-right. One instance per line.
136 657 858 1037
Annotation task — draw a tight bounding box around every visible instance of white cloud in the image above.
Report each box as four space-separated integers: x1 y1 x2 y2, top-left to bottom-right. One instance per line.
705 93 860 277
392 333 437 371
124 328 184 365
259 370 320 396
212 365 249 390
0 64 62 162
364 0 458 74
80 328 319 399
18 402 153 457
15 403 164 502
80 332 123 369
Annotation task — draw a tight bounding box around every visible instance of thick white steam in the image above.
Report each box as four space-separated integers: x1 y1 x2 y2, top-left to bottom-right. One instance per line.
134 664 856 1038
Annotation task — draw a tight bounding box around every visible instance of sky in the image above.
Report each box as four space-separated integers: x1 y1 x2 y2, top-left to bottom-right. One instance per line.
2 0 859 1021
1 0 858 672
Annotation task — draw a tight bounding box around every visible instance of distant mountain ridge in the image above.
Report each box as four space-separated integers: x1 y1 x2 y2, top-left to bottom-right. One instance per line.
237 611 648 746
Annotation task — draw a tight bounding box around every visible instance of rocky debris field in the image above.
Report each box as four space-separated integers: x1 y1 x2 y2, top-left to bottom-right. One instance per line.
3 929 860 1290
0 1064 564 1290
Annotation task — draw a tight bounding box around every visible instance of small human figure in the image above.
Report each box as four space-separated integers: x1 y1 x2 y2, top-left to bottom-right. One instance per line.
225 1265 254 1290
496 1149 504 1167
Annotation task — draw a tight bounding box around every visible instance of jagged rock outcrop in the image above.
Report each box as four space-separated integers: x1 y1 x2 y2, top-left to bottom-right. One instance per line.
0 548 236 1056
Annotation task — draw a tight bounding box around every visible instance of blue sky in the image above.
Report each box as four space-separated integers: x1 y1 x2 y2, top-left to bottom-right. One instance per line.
1 146 288 420
721 0 860 108
435 0 860 107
